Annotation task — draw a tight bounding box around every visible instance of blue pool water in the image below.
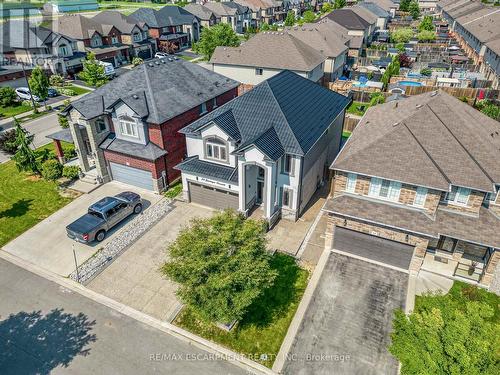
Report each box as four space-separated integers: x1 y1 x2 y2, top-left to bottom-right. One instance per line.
398 80 423 87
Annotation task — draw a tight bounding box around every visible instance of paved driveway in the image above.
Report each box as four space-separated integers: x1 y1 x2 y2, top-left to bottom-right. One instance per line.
87 201 213 322
283 252 408 375
2 182 162 277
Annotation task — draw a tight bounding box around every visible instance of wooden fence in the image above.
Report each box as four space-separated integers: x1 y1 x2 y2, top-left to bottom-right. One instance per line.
344 115 361 133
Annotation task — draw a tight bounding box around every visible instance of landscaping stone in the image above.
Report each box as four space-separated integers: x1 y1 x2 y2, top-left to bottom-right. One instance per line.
69 198 173 284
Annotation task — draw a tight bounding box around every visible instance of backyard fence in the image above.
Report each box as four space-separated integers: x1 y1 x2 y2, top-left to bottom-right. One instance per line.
344 115 361 133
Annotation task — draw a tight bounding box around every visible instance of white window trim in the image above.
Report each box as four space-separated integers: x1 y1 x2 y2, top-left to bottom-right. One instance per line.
368 177 401 203
346 173 357 193
119 118 138 138
205 138 228 163
413 186 427 207
445 186 470 206
200 102 207 115
282 186 293 209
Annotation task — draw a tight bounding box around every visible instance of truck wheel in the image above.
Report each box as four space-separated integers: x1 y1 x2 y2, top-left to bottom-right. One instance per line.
95 230 106 242
133 203 143 214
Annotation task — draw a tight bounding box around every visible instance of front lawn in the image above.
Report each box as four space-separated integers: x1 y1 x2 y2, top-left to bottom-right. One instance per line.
174 253 309 368
0 103 32 119
63 85 91 96
0 146 74 247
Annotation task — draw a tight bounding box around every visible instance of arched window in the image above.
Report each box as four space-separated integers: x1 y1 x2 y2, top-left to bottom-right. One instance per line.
118 116 138 138
204 136 227 162
58 43 68 56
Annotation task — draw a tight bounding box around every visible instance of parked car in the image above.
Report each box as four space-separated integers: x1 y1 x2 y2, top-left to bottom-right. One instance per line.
15 87 40 101
48 88 58 97
98 61 116 78
66 192 143 243
154 52 170 59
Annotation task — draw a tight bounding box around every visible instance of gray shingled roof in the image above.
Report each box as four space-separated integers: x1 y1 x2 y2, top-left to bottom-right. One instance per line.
175 156 239 183
184 4 216 21
284 25 348 58
69 58 239 124
92 11 142 34
210 32 326 72
321 9 370 30
324 194 500 249
332 90 500 193
128 6 197 28
181 70 350 160
99 134 167 161
359 2 390 18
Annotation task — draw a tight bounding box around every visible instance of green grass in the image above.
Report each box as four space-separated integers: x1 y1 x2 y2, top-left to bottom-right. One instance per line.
62 85 91 96
0 144 75 247
346 101 371 116
164 180 183 199
415 281 500 322
178 55 195 61
174 253 309 368
0 103 32 119
342 130 352 138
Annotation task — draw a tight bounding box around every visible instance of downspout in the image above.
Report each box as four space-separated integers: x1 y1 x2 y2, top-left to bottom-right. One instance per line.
296 155 304 220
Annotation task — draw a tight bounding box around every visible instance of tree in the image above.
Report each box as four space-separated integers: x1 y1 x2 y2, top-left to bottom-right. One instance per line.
321 2 333 14
398 53 412 68
260 22 271 31
391 28 414 43
301 10 316 23
409 0 420 20
162 210 278 323
419 15 434 31
159 40 179 54
334 0 346 9
0 129 17 154
389 285 500 375
369 92 385 106
78 53 108 88
8 118 40 174
420 67 432 76
192 23 240 61
0 87 16 107
49 74 65 87
284 10 295 26
399 0 411 11
132 57 144 66
417 30 436 42
29 66 50 110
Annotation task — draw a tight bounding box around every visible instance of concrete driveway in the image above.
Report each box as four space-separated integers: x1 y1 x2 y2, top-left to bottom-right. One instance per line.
2 181 162 277
87 201 213 322
282 252 408 375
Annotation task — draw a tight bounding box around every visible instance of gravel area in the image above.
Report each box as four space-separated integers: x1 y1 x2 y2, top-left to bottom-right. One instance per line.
69 198 173 284
489 262 500 295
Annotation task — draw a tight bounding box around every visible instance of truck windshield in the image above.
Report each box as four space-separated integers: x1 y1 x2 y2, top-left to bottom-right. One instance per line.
88 209 104 220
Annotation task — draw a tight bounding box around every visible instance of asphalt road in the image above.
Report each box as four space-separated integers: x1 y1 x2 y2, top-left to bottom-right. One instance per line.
0 112 60 163
0 258 251 375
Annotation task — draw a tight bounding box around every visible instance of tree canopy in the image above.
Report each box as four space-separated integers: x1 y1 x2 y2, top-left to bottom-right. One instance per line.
193 23 240 61
78 53 108 87
301 10 316 24
419 15 434 31
400 0 411 11
284 10 295 26
418 30 436 42
409 0 420 19
8 118 39 174
391 28 414 43
334 0 346 9
389 283 500 375
162 210 278 323
321 2 333 14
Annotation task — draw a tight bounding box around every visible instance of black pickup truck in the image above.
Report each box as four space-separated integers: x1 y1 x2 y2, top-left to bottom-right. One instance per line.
66 192 143 243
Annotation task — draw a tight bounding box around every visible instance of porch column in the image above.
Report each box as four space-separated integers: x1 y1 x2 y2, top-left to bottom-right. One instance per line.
264 163 276 220
480 250 500 287
53 139 65 164
69 119 90 172
238 159 246 216
85 118 110 183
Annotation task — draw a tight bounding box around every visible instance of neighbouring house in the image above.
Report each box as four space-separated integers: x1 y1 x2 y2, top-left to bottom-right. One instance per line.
233 0 285 25
358 1 390 30
184 4 219 30
284 24 349 81
202 1 254 33
324 90 500 288
0 20 84 76
210 32 326 92
365 0 398 17
55 58 239 192
44 0 98 14
437 0 500 89
92 11 156 60
128 6 200 51
177 70 350 225
319 8 373 45
419 0 438 13
54 14 132 67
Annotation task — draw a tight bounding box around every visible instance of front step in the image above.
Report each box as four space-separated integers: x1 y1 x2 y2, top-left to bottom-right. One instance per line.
80 174 98 185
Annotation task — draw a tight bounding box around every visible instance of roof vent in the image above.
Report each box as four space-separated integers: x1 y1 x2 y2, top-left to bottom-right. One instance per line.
148 63 154 67
430 91 438 97
168 58 173 62
392 122 399 127
394 102 398 108
155 61 160 65
161 59 166 64
132 94 139 99
174 56 179 60
416 104 423 109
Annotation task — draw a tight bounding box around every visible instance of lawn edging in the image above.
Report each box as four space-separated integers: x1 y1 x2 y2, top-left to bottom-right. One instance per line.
0 250 276 375
272 248 331 373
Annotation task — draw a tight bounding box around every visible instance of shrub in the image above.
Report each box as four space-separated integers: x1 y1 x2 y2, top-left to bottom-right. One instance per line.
58 114 69 128
49 74 65 87
0 129 17 154
22 100 37 107
62 165 80 180
0 87 16 107
420 67 432 76
132 57 143 67
59 89 76 96
63 146 76 159
41 159 63 180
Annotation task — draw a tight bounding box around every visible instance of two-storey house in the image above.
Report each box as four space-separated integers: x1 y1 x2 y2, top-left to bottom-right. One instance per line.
319 8 374 46
92 11 156 60
324 91 500 289
184 4 219 30
176 71 350 225
128 6 200 51
60 58 238 192
203 1 254 33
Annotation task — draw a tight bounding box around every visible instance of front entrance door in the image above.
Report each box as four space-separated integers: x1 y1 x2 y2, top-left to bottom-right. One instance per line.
257 181 264 204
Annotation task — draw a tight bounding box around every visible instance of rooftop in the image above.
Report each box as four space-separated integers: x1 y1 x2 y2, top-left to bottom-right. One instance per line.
128 6 196 28
320 8 371 30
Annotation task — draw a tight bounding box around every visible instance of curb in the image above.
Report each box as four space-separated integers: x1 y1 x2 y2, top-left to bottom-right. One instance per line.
272 248 331 373
0 250 275 375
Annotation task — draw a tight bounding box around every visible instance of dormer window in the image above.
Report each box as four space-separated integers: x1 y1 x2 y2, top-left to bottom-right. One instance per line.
445 186 470 206
368 177 401 202
205 137 227 162
95 118 107 134
119 116 138 138
58 44 69 56
111 36 119 44
133 32 141 42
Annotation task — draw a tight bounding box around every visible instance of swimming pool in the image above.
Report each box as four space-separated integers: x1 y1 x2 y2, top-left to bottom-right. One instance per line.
398 80 423 87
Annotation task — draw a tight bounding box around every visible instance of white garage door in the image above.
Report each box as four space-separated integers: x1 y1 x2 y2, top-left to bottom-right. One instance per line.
188 182 239 210
110 162 153 191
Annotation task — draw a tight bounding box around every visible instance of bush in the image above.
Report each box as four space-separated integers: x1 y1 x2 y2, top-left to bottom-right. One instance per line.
0 129 17 154
49 74 65 87
41 159 63 180
0 87 16 107
58 114 69 128
420 67 432 76
22 100 37 107
62 165 80 180
63 146 76 159
132 57 143 67
390 28 414 43
59 89 76 96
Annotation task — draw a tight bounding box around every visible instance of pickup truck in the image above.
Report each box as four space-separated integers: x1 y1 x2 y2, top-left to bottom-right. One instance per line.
66 192 143 243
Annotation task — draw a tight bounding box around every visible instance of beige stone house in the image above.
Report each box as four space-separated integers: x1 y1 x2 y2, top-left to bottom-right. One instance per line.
324 90 500 288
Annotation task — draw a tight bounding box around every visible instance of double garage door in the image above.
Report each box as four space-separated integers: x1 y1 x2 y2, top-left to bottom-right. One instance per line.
110 162 153 191
333 227 415 270
188 182 239 210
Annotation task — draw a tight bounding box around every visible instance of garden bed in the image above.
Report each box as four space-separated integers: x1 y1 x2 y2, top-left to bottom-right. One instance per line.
173 253 309 368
